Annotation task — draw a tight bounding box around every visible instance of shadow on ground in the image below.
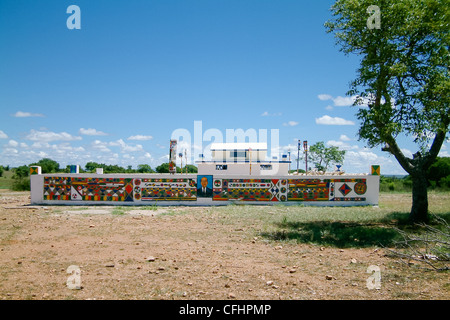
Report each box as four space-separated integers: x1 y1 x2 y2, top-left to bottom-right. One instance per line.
259 212 419 248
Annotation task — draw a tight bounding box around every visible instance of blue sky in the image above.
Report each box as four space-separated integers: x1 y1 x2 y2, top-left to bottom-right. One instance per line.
0 0 447 174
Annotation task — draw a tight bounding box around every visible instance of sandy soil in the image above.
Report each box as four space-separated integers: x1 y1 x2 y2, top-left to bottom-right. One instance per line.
0 190 448 300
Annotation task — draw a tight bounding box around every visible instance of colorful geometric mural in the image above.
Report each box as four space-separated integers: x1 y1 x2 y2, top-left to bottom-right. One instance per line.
326 178 367 202
44 177 134 202
136 178 197 201
44 177 71 200
212 178 287 202
287 179 329 201
41 175 369 204
371 165 380 175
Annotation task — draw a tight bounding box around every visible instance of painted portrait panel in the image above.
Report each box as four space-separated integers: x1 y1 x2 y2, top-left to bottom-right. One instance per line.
197 175 213 198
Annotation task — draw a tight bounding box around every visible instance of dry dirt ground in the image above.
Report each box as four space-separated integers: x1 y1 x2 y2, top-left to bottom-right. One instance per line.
0 190 448 300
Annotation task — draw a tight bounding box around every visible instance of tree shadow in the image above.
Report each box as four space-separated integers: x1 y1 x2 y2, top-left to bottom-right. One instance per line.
259 212 416 248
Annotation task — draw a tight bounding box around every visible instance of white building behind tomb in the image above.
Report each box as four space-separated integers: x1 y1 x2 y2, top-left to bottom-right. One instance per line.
196 142 290 176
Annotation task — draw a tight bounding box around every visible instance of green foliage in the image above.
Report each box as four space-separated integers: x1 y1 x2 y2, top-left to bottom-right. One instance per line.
427 157 450 188
155 163 170 173
0 165 3 177
12 165 29 179
308 141 345 171
183 164 198 173
30 158 59 173
10 165 30 191
85 162 129 173
11 177 30 191
326 0 449 149
379 176 412 193
137 164 155 173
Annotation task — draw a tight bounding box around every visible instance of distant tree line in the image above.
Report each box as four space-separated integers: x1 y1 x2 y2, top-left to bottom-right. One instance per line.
1 158 198 191
1 157 448 192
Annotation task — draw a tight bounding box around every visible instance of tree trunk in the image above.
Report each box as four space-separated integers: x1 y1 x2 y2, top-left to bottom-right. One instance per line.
410 171 429 223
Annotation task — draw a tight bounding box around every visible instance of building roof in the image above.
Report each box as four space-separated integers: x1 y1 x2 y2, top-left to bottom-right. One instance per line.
210 142 267 150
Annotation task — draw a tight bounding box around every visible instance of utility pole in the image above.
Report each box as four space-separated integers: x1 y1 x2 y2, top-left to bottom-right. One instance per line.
297 140 300 174
178 152 183 174
303 140 308 174
185 149 188 174
288 149 291 174
249 147 252 175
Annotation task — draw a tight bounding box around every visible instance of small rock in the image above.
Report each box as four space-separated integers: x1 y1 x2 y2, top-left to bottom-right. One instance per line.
275 245 283 250
289 268 297 273
320 247 325 251
266 281 274 286
105 263 115 267
325 275 333 280
228 293 236 299
158 266 165 271
146 256 156 262
351 258 357 264
89 225 95 228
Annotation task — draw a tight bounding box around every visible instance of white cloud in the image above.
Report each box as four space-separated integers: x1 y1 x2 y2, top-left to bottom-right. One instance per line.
332 96 356 107
326 140 359 150
318 94 333 101
317 94 375 107
400 148 414 158
7 140 18 147
325 105 333 111
318 94 355 106
127 135 153 141
91 140 111 153
2 148 18 155
79 128 108 136
25 129 82 142
283 121 299 127
12 111 44 118
339 134 351 141
109 139 144 153
261 111 282 117
0 130 8 139
315 115 355 125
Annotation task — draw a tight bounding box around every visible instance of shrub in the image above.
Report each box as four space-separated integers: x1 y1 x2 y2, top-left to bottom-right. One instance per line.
11 178 30 191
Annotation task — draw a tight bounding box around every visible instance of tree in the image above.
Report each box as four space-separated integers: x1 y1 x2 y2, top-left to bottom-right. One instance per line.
30 158 60 173
13 165 30 179
85 162 101 172
427 157 450 188
137 164 155 173
11 165 30 191
326 0 449 223
308 141 346 172
155 163 185 173
184 164 198 173
155 163 170 173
